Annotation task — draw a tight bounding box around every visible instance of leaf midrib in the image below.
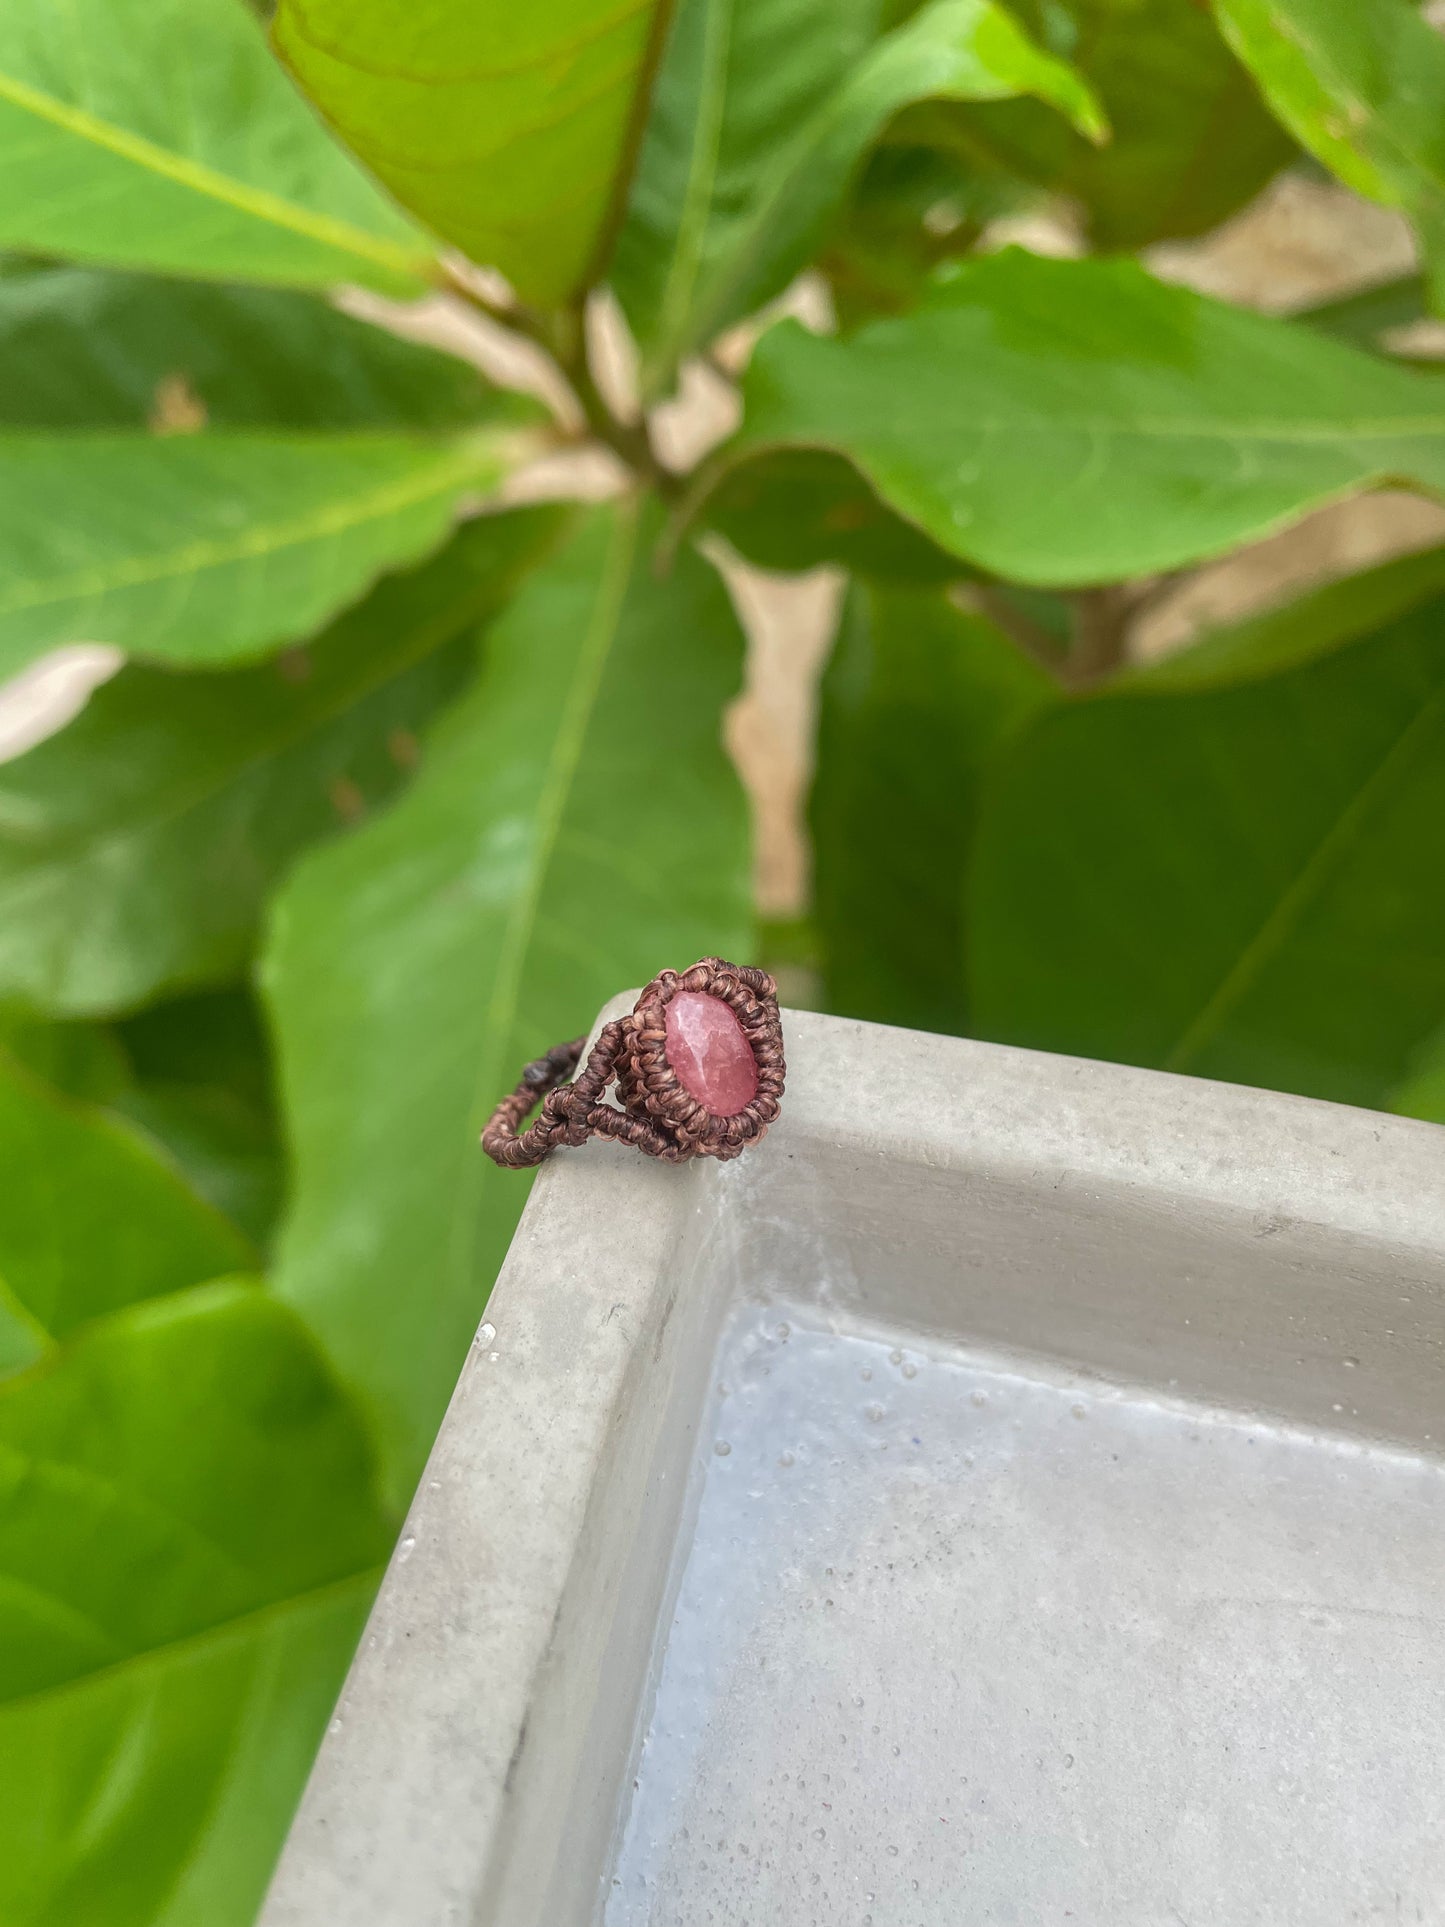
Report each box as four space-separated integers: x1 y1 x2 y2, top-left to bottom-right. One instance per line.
1165 676 1445 1072
452 502 638 1291
756 405 1445 445
0 70 431 282
0 437 492 622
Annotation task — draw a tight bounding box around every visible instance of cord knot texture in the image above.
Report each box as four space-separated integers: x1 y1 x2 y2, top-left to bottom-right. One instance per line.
481 958 785 1168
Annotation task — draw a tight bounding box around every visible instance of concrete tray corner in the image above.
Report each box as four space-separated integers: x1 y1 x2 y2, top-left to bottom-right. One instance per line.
264 1005 1445 1927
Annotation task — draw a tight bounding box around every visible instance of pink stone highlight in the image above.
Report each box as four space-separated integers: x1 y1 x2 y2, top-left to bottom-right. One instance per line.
665 992 758 1117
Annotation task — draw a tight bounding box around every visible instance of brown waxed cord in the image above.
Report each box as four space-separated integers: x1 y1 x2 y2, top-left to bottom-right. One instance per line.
481 958 785 1168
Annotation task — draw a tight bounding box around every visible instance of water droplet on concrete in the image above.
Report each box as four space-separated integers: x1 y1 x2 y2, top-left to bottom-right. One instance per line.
1342 1356 1359 1369
970 1389 988 1407
865 1403 885 1423
478 1321 496 1346
778 1450 795 1468
902 1361 917 1379
714 1439 732 1457
397 1534 416 1563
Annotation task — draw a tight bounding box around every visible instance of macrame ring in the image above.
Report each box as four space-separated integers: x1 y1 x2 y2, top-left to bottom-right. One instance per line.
481 957 785 1170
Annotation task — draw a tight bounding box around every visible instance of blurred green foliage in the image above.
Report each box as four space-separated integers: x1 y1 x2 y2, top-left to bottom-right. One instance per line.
1 0 1443 1915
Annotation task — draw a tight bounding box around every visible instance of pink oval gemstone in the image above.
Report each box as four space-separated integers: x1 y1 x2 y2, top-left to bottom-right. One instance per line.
665 991 758 1117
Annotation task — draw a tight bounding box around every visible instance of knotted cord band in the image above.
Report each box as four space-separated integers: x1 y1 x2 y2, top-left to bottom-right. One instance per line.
481 958 785 1169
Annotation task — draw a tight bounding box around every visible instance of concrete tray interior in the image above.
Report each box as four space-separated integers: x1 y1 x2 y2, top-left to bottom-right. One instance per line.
264 1006 1445 1927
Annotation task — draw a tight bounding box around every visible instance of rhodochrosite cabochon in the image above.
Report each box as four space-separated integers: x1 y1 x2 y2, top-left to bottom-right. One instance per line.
665 991 760 1117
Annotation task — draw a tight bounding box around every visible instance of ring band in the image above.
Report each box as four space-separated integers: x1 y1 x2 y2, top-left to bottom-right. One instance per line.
481 957 785 1168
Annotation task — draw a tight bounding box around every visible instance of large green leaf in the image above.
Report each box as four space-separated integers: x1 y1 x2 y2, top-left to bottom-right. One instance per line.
922 0 1294 250
0 429 517 682
0 268 509 432
968 583 1445 1108
812 581 1054 1035
0 0 430 292
0 1281 390 1926
714 250 1445 587
1213 0 1445 307
267 500 752 1504
613 0 1102 391
272 0 672 306
0 1047 253 1374
0 509 567 1018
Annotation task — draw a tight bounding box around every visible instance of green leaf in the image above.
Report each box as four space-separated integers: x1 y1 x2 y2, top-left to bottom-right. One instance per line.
714 250 1445 587
0 428 518 682
820 141 1029 326
0 1281 390 1926
0 1011 129 1105
1212 0 1445 305
111 991 286 1254
0 0 431 293
968 583 1445 1108
0 1047 253 1372
614 0 1102 392
811 580 1054 1034
615 0 882 379
701 446 966 579
925 0 1294 250
272 0 672 306
267 500 752 1505
0 268 512 432
0 509 568 1017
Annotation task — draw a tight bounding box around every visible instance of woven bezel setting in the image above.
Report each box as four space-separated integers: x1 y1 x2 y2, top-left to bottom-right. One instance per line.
618 958 785 1162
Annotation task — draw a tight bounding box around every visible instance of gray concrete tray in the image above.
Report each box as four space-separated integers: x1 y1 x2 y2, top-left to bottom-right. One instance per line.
263 1004 1445 1927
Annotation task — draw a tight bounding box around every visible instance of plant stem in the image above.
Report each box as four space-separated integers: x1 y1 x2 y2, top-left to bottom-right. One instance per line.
555 305 680 498
1066 585 1135 686
959 583 1065 680
442 266 677 497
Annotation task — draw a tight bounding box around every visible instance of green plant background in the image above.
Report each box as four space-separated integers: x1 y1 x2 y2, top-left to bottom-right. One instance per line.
1 0 1443 1916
